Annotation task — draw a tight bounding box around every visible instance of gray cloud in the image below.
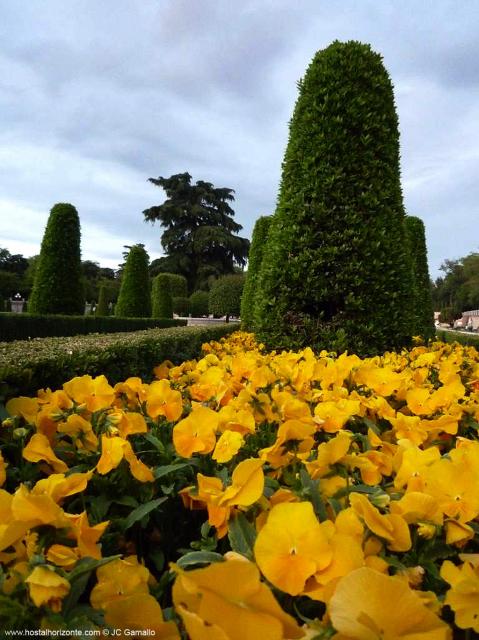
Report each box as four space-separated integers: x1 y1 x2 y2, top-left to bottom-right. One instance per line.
1 0 478 276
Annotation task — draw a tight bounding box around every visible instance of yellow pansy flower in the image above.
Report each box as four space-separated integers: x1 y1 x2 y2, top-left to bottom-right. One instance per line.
65 511 109 559
441 559 479 633
6 396 39 423
172 557 304 640
314 399 361 432
32 471 93 504
212 430 244 463
173 405 218 458
57 413 99 451
254 501 332 595
349 493 411 552
25 566 70 612
329 567 451 639
22 433 68 473
219 458 264 507
145 379 183 422
46 544 80 569
63 374 115 412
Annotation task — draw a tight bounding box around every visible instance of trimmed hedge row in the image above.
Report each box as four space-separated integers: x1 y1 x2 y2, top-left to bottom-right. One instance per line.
0 313 186 342
436 329 479 347
0 324 237 402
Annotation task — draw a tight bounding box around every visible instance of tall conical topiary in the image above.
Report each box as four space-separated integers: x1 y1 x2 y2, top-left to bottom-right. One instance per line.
255 41 414 355
240 215 271 331
151 273 173 318
96 284 109 316
404 216 435 340
29 203 84 315
115 244 151 317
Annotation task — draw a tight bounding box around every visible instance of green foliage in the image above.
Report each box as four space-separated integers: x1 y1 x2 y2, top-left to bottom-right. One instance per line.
209 274 245 318
0 270 20 299
432 252 479 314
152 273 173 318
96 284 109 316
240 216 272 331
0 313 185 342
115 245 151 318
0 324 237 402
255 41 414 356
143 173 250 292
28 203 85 315
161 272 188 298
173 296 190 316
189 290 209 317
404 216 435 340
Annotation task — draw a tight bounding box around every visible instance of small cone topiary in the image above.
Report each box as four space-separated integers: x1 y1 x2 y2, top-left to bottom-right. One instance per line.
404 216 435 341
209 274 245 321
96 284 109 316
29 203 84 315
115 245 151 318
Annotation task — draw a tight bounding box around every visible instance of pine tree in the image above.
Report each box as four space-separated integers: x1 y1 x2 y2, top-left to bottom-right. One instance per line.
29 203 84 315
255 41 414 355
115 245 151 317
240 215 271 331
404 216 435 340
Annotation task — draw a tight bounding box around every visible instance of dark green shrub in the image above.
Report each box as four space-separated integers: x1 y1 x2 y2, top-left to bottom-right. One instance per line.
161 273 188 298
115 245 151 318
96 285 109 316
404 216 435 340
0 314 186 342
439 307 456 325
0 324 236 402
209 274 245 320
189 290 210 317
152 273 173 318
173 296 190 316
28 203 84 315
255 41 414 356
240 216 272 331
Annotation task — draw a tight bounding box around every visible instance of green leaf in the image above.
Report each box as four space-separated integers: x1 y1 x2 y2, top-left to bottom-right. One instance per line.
123 497 168 530
299 468 328 521
154 462 193 480
228 512 256 560
176 551 225 569
143 432 164 452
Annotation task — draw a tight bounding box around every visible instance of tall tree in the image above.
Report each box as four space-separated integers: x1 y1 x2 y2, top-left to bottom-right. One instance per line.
29 203 84 315
255 41 414 356
143 173 249 293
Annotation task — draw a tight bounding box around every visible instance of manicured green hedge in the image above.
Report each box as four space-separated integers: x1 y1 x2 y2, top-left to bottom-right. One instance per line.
436 329 479 347
152 273 173 318
0 324 237 403
0 313 186 342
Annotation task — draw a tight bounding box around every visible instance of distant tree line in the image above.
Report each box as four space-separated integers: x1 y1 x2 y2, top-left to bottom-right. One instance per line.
432 252 479 322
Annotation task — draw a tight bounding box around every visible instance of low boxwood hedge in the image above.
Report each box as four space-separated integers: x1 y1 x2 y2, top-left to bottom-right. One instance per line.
0 324 237 403
0 313 186 342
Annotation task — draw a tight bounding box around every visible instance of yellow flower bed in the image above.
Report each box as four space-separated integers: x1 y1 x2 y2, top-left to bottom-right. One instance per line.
1 331 479 638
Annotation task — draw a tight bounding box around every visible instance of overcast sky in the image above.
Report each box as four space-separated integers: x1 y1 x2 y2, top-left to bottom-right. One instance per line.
1 1 478 277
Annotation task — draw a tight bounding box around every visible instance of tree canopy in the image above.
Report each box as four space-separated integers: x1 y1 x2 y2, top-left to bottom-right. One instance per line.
432 252 479 318
143 172 250 292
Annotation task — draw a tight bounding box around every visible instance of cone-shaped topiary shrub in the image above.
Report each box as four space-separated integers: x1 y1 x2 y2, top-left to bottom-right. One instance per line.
189 290 209 317
404 216 435 340
240 215 272 331
255 40 414 356
209 274 245 321
115 245 151 318
29 203 84 315
152 273 173 318
96 284 109 316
